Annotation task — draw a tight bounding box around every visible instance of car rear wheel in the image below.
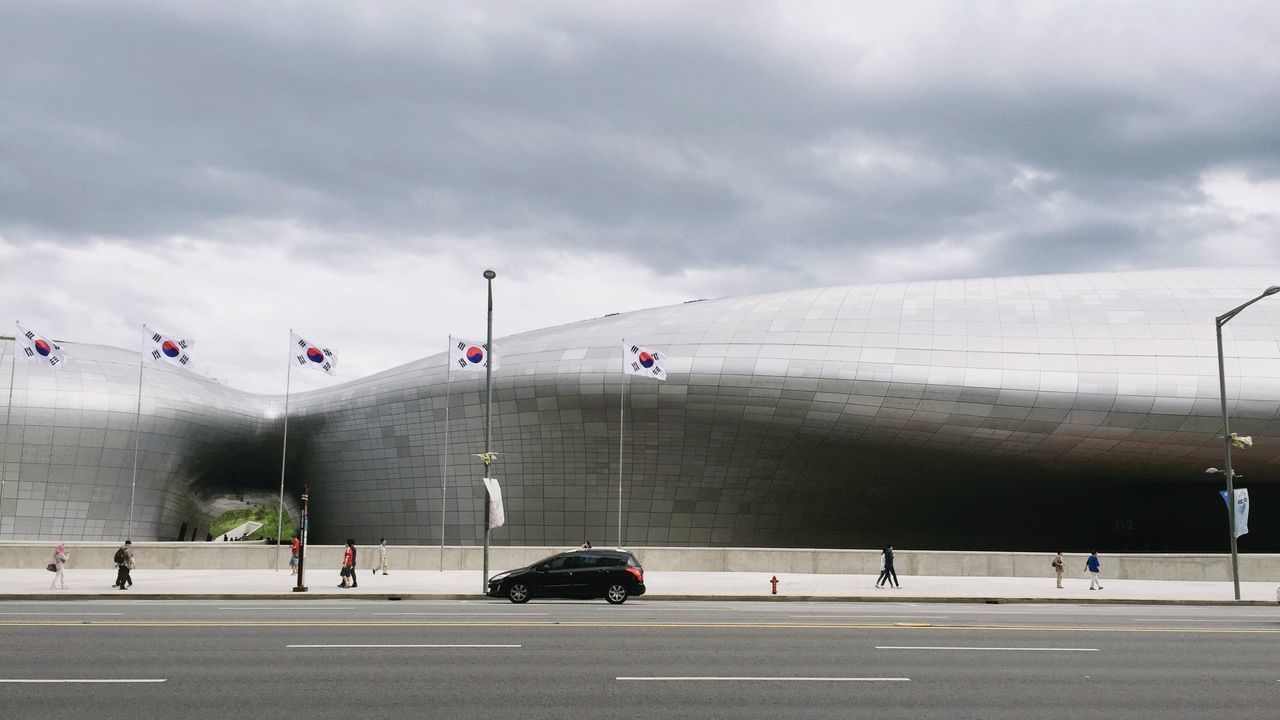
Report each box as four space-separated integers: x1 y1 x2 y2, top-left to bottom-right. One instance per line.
507 582 531 604
605 583 628 604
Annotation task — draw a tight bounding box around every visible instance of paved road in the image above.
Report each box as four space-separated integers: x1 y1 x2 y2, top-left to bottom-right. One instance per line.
2 600 1277 719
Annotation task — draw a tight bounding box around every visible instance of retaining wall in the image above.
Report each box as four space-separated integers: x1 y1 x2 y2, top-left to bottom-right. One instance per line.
3 543 1278 581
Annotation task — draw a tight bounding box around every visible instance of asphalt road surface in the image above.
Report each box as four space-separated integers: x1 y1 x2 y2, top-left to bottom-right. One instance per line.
1 599 1277 719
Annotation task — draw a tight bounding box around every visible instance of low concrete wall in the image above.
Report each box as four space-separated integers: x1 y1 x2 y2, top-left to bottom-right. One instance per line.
2 542 1277 581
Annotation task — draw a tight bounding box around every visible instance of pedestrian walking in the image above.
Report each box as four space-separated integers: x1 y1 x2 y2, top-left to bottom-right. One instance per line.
112 540 133 590
289 534 301 575
374 538 390 575
124 541 135 588
1052 551 1065 589
339 539 355 588
1086 550 1103 590
349 541 358 588
50 544 69 590
876 545 900 588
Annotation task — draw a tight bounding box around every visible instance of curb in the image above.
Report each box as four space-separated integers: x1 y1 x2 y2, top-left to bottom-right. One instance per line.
1 593 1273 606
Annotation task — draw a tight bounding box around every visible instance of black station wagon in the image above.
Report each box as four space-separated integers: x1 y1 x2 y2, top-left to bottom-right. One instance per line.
486 549 646 604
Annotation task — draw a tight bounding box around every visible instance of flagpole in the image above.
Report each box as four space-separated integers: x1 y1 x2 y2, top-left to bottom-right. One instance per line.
127 325 146 539
441 336 451 572
275 330 294 571
618 339 626 548
1 340 14 534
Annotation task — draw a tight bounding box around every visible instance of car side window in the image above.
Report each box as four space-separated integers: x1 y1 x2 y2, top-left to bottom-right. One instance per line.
548 555 587 571
595 555 624 567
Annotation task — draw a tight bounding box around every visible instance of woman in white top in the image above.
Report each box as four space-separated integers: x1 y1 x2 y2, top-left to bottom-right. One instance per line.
51 544 69 590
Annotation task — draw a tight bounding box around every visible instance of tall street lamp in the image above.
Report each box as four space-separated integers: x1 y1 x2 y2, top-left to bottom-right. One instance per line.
481 269 497 593
1214 284 1280 601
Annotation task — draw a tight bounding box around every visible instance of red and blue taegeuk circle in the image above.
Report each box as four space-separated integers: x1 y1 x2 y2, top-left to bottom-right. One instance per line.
161 340 181 358
306 347 324 363
638 351 654 368
34 338 51 356
466 346 485 364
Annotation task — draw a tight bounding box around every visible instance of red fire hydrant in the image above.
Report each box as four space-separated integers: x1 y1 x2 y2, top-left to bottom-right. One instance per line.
770 576 779 595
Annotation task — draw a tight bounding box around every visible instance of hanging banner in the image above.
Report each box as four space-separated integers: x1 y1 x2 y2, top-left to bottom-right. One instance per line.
483 477 505 530
1219 488 1250 538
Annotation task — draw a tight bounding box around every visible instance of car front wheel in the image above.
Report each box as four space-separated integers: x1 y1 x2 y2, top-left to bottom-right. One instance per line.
507 582 531 604
605 583 628 604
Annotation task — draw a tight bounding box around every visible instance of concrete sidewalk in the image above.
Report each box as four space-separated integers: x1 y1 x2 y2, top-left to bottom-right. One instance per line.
6 567 1279 604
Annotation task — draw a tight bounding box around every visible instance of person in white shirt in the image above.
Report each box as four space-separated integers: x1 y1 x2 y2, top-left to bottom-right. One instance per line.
374 538 390 575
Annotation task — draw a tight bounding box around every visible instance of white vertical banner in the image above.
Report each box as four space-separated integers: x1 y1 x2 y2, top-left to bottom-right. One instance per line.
483 477 505 530
1220 488 1250 537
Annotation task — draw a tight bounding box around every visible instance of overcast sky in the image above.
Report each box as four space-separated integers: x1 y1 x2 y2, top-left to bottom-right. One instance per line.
2 1 1278 393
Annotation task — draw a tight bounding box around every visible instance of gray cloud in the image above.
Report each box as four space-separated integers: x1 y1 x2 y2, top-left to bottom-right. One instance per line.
1 0 1278 289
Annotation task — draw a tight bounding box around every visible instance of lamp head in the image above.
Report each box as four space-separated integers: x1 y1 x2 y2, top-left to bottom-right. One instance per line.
1205 467 1220 474
1265 286 1280 296
483 269 497 280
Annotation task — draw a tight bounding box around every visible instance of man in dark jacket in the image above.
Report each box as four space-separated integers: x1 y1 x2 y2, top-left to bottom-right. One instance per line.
876 545 900 589
112 540 133 589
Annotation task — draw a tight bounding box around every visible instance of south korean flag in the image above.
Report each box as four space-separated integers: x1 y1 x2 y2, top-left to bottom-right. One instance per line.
292 331 337 375
144 325 194 368
623 341 667 381
15 322 67 369
450 336 496 372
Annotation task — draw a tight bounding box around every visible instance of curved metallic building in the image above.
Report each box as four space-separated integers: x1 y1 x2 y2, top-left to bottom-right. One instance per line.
4 267 1280 551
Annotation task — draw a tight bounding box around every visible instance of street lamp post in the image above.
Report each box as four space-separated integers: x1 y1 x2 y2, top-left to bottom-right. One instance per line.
482 269 496 593
1214 285 1280 601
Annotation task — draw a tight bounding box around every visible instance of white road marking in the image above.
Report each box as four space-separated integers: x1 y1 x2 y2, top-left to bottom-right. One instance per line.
0 613 123 616
938 610 1130 616
287 644 522 649
371 612 549 616
876 646 1099 652
1132 618 1272 623
790 614 949 619
616 671 911 676
216 602 360 607
0 679 166 683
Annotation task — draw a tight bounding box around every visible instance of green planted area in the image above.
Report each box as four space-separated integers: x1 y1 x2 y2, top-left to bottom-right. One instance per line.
210 506 294 542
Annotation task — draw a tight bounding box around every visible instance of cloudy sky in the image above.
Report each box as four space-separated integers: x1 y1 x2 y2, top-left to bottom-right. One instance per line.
2 1 1278 393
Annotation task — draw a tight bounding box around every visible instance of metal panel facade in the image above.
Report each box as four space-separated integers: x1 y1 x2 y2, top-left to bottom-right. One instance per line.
4 268 1279 550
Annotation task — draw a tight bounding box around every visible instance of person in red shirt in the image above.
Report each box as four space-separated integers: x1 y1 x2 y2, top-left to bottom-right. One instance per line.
339 540 354 588
289 534 301 575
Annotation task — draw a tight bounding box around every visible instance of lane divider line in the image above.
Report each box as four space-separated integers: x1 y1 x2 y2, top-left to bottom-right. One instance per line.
876 646 1099 652
0 679 167 683
370 613 549 616
611 671 911 676
287 644 522 649
790 615 949 619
